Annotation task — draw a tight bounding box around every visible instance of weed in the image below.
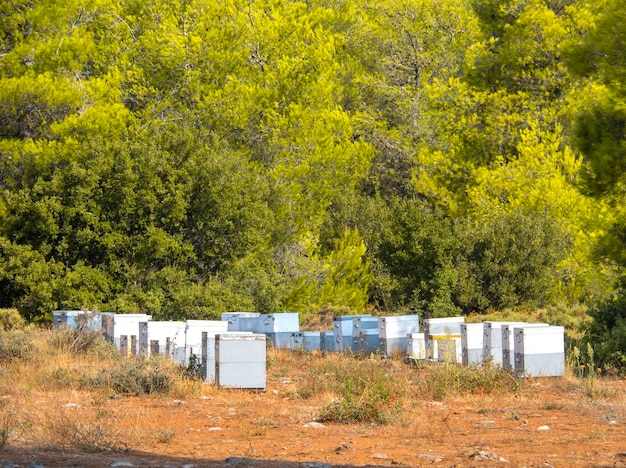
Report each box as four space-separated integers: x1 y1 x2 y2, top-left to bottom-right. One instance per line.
0 399 13 450
48 407 129 453
573 343 601 398
155 428 175 443
0 329 35 362
82 355 178 396
318 362 403 425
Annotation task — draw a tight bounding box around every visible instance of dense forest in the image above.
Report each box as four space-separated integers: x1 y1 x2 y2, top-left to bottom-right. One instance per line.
1 0 625 367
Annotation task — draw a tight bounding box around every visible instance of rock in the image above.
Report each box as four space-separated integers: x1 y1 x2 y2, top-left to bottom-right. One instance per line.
60 402 80 409
476 419 495 426
419 453 444 462
372 453 388 459
303 422 326 429
110 462 134 468
172 399 187 405
300 463 332 468
208 427 223 431
537 425 551 431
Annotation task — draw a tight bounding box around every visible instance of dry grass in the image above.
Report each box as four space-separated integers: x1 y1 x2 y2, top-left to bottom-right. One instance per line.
0 326 624 457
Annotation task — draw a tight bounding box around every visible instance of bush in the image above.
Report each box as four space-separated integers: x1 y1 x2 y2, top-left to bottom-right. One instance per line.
0 309 25 331
318 360 403 425
583 294 626 373
0 328 35 361
83 355 179 396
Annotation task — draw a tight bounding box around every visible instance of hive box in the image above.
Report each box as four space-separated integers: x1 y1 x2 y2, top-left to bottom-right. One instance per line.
184 320 229 366
513 326 565 377
215 334 266 390
200 331 254 383
320 331 336 352
460 323 484 366
501 323 549 370
290 331 322 352
222 312 261 331
102 313 152 350
332 315 372 352
437 336 462 364
138 321 186 364
232 312 299 348
378 315 420 356
423 317 464 360
354 329 380 354
52 310 105 330
407 333 426 360
483 321 529 366
352 316 380 353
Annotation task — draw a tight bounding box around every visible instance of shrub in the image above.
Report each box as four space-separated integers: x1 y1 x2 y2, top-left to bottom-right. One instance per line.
0 328 35 361
0 309 25 331
83 355 179 396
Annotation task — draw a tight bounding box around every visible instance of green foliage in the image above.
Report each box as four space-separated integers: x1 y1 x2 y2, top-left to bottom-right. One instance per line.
312 358 404 425
454 210 573 313
84 355 178 395
379 199 459 318
0 308 25 330
583 294 626 373
0 328 35 361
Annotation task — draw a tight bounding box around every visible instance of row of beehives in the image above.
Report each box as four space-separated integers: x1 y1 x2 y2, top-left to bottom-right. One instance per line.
52 310 268 390
52 310 565 388
256 314 564 378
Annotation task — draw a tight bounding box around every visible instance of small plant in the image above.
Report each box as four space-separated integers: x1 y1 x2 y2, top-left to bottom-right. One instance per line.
48 407 129 453
184 353 203 380
573 343 600 398
155 428 175 443
318 363 402 425
0 399 12 450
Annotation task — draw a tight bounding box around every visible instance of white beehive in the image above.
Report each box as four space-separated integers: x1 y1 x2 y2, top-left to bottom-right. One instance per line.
460 323 484 366
215 334 266 390
103 313 151 350
501 323 548 370
184 320 229 366
200 331 254 383
407 333 426 360
138 321 186 364
423 317 464 360
437 336 462 364
483 321 529 366
513 326 565 377
378 315 420 356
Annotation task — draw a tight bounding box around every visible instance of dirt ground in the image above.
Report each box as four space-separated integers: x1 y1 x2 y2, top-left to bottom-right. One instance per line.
2 354 625 468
